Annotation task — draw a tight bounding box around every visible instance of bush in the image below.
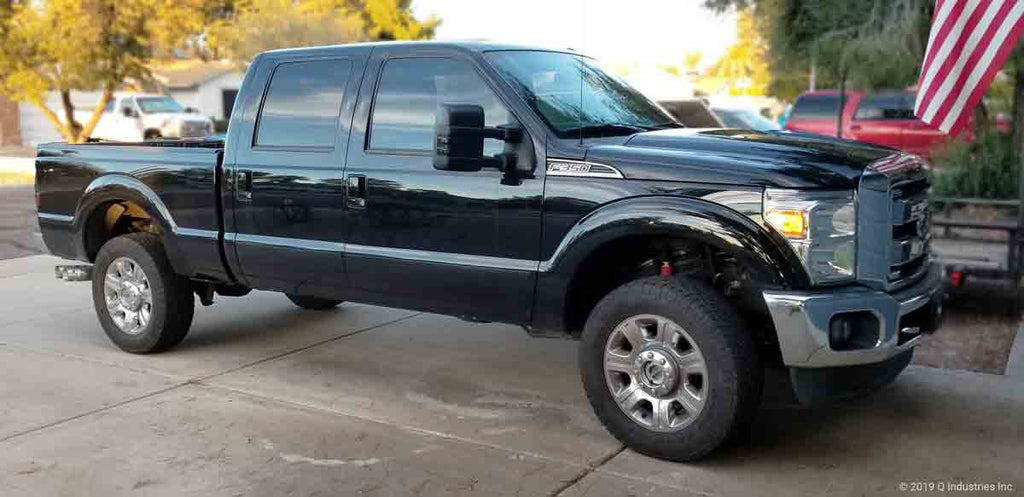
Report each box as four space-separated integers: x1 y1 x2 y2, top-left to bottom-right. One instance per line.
931 131 1019 199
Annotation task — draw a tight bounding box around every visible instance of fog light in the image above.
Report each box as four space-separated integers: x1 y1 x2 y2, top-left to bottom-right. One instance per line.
829 317 853 350
829 311 881 351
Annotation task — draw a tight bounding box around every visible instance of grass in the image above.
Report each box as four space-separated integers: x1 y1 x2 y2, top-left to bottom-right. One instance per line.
0 171 34 186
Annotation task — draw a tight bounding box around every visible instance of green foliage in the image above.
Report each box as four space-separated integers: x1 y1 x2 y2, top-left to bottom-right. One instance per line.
208 0 367 65
208 0 439 66
704 0 931 98
931 131 1020 200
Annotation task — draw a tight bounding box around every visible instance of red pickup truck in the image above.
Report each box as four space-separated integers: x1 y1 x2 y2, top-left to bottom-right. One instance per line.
785 90 951 158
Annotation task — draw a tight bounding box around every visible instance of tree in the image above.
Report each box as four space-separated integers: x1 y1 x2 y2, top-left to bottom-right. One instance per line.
208 0 439 66
208 0 367 64
707 9 770 96
703 0 932 100
0 0 206 143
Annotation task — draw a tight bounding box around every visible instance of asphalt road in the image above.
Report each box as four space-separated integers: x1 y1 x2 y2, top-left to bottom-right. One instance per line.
1 254 1023 496
0 186 44 261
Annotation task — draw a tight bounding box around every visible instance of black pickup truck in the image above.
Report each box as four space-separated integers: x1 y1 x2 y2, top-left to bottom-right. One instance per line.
35 42 943 461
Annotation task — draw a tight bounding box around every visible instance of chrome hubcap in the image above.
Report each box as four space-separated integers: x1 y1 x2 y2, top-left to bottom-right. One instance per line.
603 314 708 432
103 257 153 335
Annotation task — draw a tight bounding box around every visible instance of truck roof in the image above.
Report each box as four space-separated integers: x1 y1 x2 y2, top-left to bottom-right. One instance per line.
260 40 580 57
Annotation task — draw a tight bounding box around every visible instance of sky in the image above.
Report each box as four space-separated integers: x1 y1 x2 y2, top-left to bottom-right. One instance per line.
411 0 737 71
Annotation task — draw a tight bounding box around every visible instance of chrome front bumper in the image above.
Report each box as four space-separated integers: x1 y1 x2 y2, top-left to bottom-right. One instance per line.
763 263 943 368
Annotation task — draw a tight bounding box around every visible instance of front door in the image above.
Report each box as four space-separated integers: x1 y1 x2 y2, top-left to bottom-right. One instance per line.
342 49 543 323
847 93 913 150
228 52 365 296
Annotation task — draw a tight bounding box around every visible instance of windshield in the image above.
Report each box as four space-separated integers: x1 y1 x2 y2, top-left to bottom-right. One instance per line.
714 108 781 132
486 51 680 139
136 96 185 114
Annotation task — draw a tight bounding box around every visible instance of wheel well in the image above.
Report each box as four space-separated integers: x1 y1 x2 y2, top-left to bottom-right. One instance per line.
563 235 773 336
83 200 159 261
144 129 161 140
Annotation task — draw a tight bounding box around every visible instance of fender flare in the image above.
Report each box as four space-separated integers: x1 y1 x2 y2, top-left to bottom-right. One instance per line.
532 195 809 332
71 174 190 274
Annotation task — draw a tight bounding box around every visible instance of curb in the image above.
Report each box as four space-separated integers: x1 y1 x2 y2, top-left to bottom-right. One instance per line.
1006 318 1024 379
0 156 35 186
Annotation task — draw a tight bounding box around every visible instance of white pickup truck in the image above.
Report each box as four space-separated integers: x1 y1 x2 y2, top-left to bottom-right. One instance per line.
84 93 215 141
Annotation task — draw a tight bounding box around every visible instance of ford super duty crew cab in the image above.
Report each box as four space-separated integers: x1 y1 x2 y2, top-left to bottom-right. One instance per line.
35 42 943 461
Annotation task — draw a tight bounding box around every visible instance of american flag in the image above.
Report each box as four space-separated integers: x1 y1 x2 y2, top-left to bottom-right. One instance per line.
914 0 1024 135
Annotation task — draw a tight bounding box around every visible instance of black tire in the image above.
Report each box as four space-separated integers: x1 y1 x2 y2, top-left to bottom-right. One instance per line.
91 233 194 353
285 294 343 310
579 276 762 461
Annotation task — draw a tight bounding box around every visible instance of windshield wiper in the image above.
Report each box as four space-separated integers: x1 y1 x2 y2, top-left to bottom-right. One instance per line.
563 123 648 137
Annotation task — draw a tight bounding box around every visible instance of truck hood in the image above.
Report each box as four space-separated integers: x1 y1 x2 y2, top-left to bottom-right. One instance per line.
583 128 901 189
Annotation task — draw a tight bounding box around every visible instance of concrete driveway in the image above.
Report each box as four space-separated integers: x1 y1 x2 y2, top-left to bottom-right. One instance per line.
1 254 1022 497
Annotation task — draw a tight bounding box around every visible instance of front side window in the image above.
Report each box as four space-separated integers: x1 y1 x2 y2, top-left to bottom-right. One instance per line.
255 59 352 148
486 51 678 139
369 57 512 155
854 93 915 120
136 97 184 114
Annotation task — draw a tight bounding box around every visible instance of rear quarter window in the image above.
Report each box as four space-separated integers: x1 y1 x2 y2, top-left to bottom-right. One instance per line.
255 59 352 149
790 94 842 120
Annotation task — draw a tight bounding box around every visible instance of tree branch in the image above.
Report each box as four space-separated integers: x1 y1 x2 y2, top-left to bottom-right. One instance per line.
79 83 115 141
30 98 71 141
58 90 82 143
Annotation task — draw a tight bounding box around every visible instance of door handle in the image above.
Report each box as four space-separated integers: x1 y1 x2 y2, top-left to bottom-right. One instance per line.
849 124 862 131
347 174 366 209
237 169 253 201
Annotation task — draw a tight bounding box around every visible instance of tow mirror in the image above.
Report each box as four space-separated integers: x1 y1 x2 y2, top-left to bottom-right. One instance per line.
433 104 523 173
122 107 137 118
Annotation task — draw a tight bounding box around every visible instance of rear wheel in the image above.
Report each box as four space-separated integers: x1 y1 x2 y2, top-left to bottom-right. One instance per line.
92 233 194 353
285 294 343 310
579 277 762 461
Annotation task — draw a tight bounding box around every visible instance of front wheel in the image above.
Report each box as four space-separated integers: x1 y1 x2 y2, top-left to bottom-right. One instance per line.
579 277 762 461
92 233 194 353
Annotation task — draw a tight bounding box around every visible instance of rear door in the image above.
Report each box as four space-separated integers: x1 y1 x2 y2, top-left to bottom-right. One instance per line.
340 47 543 323
226 49 367 295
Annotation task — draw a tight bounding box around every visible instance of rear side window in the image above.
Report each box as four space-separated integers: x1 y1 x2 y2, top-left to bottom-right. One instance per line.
854 93 915 120
369 58 511 155
255 59 352 148
790 94 842 120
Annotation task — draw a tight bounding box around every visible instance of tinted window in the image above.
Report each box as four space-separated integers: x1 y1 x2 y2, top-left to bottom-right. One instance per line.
256 59 352 148
369 58 512 155
854 93 915 120
790 94 842 120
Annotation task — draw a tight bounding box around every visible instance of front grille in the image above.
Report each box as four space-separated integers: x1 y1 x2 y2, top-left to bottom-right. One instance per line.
856 153 931 291
888 178 930 284
181 122 209 137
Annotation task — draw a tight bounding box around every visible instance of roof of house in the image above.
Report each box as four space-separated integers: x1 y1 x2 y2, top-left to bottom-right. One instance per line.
150 60 239 90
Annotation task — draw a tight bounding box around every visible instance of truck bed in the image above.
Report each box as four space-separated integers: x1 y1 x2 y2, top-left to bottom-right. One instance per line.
35 139 228 281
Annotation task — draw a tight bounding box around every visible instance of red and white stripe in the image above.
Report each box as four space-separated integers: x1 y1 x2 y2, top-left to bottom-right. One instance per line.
914 0 1024 136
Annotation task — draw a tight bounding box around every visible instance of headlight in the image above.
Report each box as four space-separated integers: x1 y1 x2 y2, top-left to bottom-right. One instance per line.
764 189 856 285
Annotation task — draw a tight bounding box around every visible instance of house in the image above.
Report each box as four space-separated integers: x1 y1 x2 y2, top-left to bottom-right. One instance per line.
152 60 244 124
